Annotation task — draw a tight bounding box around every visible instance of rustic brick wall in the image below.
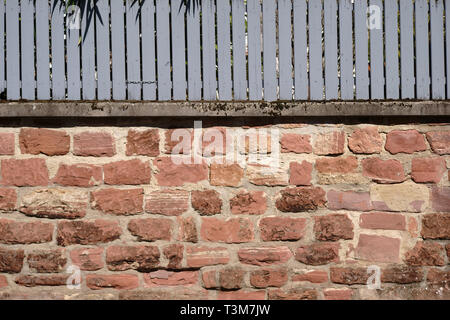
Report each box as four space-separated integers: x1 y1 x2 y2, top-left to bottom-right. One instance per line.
0 122 448 300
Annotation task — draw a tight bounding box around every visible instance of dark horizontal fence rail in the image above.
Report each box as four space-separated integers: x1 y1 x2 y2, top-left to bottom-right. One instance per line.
0 0 449 102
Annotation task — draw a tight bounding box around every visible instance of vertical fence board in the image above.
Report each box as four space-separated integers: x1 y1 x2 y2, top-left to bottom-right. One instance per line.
67 3 81 100
187 3 201 100
6 0 19 100
446 0 450 98
156 0 171 101
36 0 50 100
51 0 66 100
141 0 156 100
324 0 338 100
126 0 141 100
81 0 96 100
232 0 247 100
278 0 293 100
171 0 186 100
0 1 4 94
293 0 307 100
415 0 430 99
354 0 369 99
263 0 277 101
96 0 111 100
111 0 126 100
21 0 35 100
217 0 232 100
247 0 262 100
385 0 399 99
309 0 323 100
430 0 445 99
339 0 353 100
369 0 384 99
202 0 216 100
400 0 415 99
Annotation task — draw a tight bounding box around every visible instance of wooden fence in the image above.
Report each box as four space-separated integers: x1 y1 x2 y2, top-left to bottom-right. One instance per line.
1 0 449 101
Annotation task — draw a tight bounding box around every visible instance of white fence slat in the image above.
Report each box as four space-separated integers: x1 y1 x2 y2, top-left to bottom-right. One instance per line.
385 0 399 99
446 0 450 98
187 3 201 100
400 0 415 99
156 0 171 101
36 0 51 100
293 0 308 100
309 0 323 100
415 0 430 99
354 0 369 100
96 0 111 100
217 0 232 101
171 0 186 100
111 0 126 100
66 3 81 100
430 0 445 99
81 0 96 100
6 0 19 100
263 0 277 101
0 1 4 94
51 0 66 100
232 0 247 100
141 0 156 100
247 0 262 100
369 0 384 99
324 0 338 100
278 0 293 100
20 0 35 100
339 0 353 100
202 0 216 100
126 0 141 100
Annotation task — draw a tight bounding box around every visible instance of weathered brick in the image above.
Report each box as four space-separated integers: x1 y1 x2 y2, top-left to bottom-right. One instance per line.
27 249 67 273
164 129 194 155
289 161 313 186
370 182 429 212
19 128 69 156
247 164 289 186
276 187 326 212
421 214 450 239
70 248 104 271
381 266 424 284
186 246 230 268
238 247 292 266
86 274 139 290
405 242 445 266
53 164 102 187
250 268 288 288
210 163 244 187
280 134 312 154
0 275 7 288
202 127 231 156
268 288 317 300
126 129 160 157
200 217 253 243
145 190 189 216
91 188 143 215
316 156 358 174
106 245 160 272
295 243 340 265
0 133 15 155
20 188 88 219
323 288 353 300
427 268 450 286
362 158 406 184
57 220 121 246
15 275 69 287
191 190 222 215
73 132 115 157
230 190 267 215
202 270 218 289
292 270 328 283
154 157 208 186
385 130 427 154
0 219 53 244
348 126 383 154
314 131 345 155
356 234 400 263
426 130 450 155
431 186 450 213
330 267 369 285
0 248 24 273
219 267 245 290
411 157 446 183
0 188 17 211
1 158 48 186
163 244 183 269
119 288 210 300
144 270 198 287
327 190 372 211
314 214 354 241
128 218 172 242
177 217 198 243
104 159 151 185
360 212 406 230
259 217 306 241
218 290 266 300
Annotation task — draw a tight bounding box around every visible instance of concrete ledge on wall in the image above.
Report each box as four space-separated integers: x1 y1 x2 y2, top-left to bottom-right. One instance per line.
0 100 449 117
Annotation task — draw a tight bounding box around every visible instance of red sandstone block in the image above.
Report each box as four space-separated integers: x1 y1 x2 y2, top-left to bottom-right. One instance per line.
0 275 8 288
356 234 400 263
295 243 340 265
238 246 292 266
126 129 160 157
191 190 222 215
73 132 115 157
431 186 450 212
315 156 358 173
186 246 230 268
153 157 208 187
230 190 267 215
259 217 306 241
411 157 446 183
250 268 288 288
405 241 445 266
144 270 198 287
0 132 15 155
314 214 354 241
70 248 104 271
15 274 69 287
0 219 53 244
53 163 102 187
57 220 121 246
327 190 372 211
210 163 244 187
86 274 139 290
104 159 151 185
217 290 266 300
426 131 450 155
292 270 328 283
128 218 172 242
313 131 345 155
27 249 67 273
360 212 406 230
348 126 382 154
91 188 144 215
19 128 69 155
163 244 183 269
164 129 194 155
323 288 353 300
421 214 450 239
200 217 254 243
268 288 317 300
106 245 160 272
362 158 406 184
0 188 17 211
0 248 24 273
385 130 427 154
145 189 189 216
177 216 198 243
1 158 49 186
276 187 326 212
280 134 312 154
289 161 313 186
